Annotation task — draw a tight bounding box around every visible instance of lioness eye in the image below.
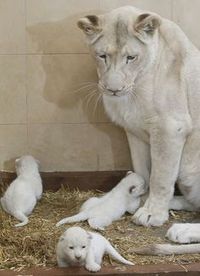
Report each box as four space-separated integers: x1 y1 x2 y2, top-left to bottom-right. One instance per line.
69 246 74 249
98 54 107 63
82 246 86 248
126 55 137 63
99 54 106 59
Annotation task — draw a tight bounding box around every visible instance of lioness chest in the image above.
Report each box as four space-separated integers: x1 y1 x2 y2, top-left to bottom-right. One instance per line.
103 96 150 143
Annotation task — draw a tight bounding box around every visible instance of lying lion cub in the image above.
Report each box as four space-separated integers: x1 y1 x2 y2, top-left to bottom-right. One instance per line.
56 226 134 272
56 171 146 230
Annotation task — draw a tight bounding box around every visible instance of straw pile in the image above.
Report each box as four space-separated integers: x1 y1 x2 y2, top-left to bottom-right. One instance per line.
0 186 200 271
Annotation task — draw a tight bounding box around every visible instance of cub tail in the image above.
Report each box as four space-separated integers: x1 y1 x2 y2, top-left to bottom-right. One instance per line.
105 241 134 265
133 243 200 255
13 211 29 227
56 211 88 227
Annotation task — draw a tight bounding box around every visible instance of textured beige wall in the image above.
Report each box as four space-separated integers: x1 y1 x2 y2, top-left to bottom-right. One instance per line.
1 0 199 172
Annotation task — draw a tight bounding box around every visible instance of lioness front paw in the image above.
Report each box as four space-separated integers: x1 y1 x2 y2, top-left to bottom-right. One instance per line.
132 206 168 227
86 263 101 272
166 223 198 243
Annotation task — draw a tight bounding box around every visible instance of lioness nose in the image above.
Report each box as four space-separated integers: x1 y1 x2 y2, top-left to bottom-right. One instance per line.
75 255 81 260
107 86 124 93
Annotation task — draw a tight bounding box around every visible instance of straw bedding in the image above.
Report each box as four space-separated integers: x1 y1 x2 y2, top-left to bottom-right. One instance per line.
0 186 200 271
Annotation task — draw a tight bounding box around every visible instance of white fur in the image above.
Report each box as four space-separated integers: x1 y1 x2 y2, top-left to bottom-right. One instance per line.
56 171 145 229
56 226 134 272
78 6 200 227
0 155 42 227
167 223 200 244
169 196 198 212
134 223 200 255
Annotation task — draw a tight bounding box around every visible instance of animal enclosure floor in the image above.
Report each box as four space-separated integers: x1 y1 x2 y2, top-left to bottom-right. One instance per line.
0 187 200 271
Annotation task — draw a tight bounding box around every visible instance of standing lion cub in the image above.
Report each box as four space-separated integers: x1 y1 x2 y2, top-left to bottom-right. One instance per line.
1 155 42 227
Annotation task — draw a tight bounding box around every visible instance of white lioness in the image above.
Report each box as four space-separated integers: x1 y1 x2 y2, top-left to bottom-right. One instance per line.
56 226 133 272
77 6 200 231
56 171 145 230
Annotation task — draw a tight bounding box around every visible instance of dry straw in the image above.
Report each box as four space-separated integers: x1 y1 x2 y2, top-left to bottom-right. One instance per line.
0 186 200 271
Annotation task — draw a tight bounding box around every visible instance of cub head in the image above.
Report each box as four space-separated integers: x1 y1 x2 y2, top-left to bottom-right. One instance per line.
15 155 40 175
59 227 92 263
77 6 161 98
124 171 146 198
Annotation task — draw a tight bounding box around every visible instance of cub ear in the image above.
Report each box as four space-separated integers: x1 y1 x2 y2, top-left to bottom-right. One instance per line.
35 159 40 167
15 158 20 163
15 157 21 167
126 171 133 176
77 15 101 36
87 232 93 240
59 236 65 242
134 13 161 37
129 185 136 193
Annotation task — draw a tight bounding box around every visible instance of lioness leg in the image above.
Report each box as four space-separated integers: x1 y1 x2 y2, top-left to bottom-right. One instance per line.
178 131 200 208
126 132 150 187
133 117 191 227
169 196 197 211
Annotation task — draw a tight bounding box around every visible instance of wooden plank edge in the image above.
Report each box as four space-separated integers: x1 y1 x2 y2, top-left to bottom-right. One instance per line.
1 263 200 276
0 170 127 192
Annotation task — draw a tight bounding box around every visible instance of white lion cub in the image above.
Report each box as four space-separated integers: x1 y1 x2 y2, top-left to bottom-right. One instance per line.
56 171 145 229
56 226 134 272
0 155 42 227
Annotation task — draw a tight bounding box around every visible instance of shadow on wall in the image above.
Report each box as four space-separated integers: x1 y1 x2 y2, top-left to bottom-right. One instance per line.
27 11 108 121
26 12 131 171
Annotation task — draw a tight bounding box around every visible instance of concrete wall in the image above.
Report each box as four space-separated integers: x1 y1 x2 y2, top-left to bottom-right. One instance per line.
1 0 199 171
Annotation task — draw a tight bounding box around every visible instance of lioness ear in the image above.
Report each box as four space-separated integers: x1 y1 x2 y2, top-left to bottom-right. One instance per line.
77 15 100 35
134 13 161 37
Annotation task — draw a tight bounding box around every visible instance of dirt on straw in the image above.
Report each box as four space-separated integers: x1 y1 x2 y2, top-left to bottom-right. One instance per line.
0 186 200 271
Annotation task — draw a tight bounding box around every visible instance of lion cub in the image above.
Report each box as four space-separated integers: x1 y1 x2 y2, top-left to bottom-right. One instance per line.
56 226 134 272
0 155 42 227
56 171 145 230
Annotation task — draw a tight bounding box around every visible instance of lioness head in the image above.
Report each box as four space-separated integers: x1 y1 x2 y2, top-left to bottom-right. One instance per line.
78 6 161 98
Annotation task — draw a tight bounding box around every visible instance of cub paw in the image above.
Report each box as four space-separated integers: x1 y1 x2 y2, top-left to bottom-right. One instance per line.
88 218 105 231
86 263 101 272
